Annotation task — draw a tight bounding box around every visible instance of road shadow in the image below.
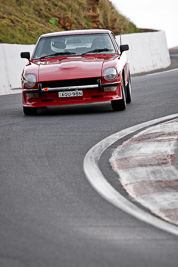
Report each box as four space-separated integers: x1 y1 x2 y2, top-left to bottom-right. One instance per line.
37 102 114 116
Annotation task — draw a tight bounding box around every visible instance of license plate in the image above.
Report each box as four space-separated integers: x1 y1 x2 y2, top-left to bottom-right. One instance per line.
58 90 83 98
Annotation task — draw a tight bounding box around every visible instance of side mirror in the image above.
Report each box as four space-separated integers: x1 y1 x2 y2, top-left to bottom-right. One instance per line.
120 44 129 53
21 52 30 60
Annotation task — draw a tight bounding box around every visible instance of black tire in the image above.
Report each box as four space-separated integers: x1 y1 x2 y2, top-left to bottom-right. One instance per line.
23 106 38 115
126 74 132 104
111 77 127 111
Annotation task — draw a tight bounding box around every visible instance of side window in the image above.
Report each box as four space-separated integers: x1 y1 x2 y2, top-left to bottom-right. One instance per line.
33 38 46 58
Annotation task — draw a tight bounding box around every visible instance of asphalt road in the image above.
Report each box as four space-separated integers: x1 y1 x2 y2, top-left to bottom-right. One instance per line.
0 50 178 267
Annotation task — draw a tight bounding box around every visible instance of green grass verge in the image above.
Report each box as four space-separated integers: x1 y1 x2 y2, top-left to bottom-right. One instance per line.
0 0 141 44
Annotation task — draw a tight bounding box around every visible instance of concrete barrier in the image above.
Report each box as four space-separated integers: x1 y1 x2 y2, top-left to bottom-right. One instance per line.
0 31 171 95
0 44 35 95
117 31 171 74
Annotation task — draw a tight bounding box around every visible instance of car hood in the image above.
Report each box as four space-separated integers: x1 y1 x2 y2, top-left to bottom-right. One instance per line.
37 56 107 82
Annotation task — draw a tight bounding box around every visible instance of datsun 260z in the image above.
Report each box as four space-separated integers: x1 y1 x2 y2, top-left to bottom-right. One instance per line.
21 29 131 115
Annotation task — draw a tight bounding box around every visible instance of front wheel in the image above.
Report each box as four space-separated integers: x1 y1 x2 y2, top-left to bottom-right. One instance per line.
23 106 38 115
111 80 127 111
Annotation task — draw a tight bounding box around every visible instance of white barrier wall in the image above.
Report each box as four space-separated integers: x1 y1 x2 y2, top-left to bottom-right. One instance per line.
0 44 35 95
0 31 171 95
117 31 171 74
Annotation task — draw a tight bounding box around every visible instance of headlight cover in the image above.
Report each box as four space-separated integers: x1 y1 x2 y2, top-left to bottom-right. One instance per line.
103 67 118 81
24 73 37 88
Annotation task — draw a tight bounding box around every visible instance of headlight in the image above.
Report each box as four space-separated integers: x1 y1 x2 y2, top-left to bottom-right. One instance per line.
103 67 118 81
24 74 37 88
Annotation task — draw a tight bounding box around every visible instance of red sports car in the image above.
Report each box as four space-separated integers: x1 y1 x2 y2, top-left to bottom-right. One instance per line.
21 29 131 115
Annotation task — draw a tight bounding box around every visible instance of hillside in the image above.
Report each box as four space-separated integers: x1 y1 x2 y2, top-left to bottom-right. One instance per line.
0 0 141 44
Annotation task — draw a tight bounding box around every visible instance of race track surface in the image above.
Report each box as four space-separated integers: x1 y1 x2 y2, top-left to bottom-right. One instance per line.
0 50 178 267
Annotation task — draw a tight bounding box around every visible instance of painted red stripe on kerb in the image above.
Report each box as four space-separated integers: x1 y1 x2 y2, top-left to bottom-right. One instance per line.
160 118 178 124
123 132 178 146
113 154 175 169
108 117 178 227
124 180 178 197
158 208 178 225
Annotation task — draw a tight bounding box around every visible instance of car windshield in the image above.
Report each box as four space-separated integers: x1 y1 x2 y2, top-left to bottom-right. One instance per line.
32 33 116 59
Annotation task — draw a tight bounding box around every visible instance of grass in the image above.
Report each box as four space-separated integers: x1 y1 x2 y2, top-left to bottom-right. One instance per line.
0 0 141 44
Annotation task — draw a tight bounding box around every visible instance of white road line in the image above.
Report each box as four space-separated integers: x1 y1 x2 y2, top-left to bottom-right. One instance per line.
135 122 178 133
83 114 178 236
144 68 178 76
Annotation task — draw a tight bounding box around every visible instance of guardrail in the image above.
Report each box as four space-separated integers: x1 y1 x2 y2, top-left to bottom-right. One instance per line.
0 31 170 95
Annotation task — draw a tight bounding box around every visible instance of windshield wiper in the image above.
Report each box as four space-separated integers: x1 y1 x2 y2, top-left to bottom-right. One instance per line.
82 48 114 55
39 51 76 59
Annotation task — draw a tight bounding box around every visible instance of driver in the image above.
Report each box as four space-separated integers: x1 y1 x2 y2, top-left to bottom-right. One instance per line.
51 39 66 52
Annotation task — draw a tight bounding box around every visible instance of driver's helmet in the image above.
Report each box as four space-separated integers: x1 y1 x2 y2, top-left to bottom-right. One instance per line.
51 39 66 52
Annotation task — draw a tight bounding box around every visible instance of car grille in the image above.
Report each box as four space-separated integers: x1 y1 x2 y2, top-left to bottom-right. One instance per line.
41 78 100 88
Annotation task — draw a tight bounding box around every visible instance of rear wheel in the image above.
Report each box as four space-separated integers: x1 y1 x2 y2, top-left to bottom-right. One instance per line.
23 106 38 115
111 77 126 111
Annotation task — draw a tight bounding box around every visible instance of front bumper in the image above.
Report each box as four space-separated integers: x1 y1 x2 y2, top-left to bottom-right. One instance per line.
22 80 122 108
22 81 120 93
